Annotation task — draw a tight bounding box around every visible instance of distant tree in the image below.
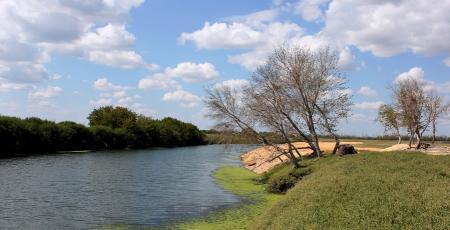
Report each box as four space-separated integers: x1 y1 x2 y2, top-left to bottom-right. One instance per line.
87 106 137 129
428 95 449 144
376 104 402 144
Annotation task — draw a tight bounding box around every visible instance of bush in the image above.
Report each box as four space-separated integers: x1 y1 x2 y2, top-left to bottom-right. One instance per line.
267 174 299 193
266 167 312 194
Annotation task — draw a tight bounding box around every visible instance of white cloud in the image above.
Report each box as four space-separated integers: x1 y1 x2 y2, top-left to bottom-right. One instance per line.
94 78 130 91
0 82 30 92
87 50 145 69
139 62 218 89
29 86 62 99
180 22 263 49
0 0 145 87
162 90 202 108
138 73 181 90
395 67 424 83
394 67 450 94
180 11 304 70
337 46 357 71
295 0 328 22
444 57 450 67
214 79 250 91
323 0 450 57
165 62 219 82
353 101 384 110
90 98 113 107
357 86 377 97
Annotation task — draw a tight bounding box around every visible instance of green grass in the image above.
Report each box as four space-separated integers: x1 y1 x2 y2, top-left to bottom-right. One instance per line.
174 167 281 230
253 152 450 229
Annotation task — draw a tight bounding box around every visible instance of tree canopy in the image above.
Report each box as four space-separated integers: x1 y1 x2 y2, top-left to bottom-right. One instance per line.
0 106 205 157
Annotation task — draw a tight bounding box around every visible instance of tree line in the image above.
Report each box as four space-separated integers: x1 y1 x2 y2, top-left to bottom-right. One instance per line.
0 106 205 157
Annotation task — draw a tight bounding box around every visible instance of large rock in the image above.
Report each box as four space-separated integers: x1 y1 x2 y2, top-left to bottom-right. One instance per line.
336 144 357 156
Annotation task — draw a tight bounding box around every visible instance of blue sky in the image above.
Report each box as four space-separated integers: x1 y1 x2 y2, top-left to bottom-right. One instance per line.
0 0 449 135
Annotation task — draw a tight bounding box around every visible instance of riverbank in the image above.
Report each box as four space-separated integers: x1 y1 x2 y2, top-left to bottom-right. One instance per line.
177 150 450 229
174 167 282 230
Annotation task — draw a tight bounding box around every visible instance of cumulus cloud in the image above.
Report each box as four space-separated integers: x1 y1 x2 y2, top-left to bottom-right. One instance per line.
357 86 377 97
353 101 384 110
179 22 264 49
323 0 450 57
180 11 305 70
394 67 450 94
295 0 328 22
165 62 219 82
0 0 145 88
162 90 202 108
394 67 424 83
139 62 218 90
94 78 130 91
138 73 181 90
337 46 357 71
29 86 62 99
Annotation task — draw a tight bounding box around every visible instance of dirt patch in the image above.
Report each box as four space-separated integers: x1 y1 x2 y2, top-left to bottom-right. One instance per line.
423 146 450 156
380 144 410 152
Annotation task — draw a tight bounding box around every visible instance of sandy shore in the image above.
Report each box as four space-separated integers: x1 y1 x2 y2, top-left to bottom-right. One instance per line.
241 141 367 174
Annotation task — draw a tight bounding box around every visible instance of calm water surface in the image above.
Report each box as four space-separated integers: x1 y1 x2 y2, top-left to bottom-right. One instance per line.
0 145 256 229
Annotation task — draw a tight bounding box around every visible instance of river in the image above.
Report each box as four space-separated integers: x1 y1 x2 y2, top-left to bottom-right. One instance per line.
0 144 256 229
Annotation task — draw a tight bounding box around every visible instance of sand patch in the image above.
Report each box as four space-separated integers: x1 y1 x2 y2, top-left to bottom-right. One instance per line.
241 141 367 174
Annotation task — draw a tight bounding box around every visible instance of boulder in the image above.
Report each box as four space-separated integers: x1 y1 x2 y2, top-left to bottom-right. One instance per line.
336 144 357 156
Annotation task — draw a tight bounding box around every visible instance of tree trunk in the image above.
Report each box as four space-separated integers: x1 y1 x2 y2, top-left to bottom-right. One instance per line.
415 130 422 149
408 131 415 148
397 135 402 145
432 122 436 145
332 135 340 155
287 143 300 168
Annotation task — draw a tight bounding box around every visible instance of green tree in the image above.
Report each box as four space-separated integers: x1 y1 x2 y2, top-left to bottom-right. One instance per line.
376 104 402 144
87 106 137 129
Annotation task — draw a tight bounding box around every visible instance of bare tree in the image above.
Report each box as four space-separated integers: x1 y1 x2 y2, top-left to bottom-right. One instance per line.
376 104 402 144
204 85 301 167
428 95 448 144
205 46 351 161
268 46 351 156
392 78 432 148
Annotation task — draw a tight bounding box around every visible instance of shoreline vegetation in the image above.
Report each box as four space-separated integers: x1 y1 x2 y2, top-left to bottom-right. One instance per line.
0 106 205 158
176 149 450 230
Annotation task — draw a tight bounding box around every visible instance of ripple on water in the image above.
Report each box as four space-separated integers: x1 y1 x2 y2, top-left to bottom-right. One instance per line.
0 144 255 229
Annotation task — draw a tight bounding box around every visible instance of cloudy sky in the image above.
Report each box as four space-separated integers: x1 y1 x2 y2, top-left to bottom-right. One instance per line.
0 0 449 135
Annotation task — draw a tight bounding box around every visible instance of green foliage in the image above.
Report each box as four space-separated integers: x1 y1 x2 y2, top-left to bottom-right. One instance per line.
266 167 312 193
376 104 401 135
87 106 138 129
0 106 205 157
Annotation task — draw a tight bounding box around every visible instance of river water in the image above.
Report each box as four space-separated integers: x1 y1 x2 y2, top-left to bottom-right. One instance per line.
0 145 256 229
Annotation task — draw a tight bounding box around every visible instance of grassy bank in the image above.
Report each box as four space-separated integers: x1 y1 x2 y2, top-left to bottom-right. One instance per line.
254 152 450 229
178 151 449 229
175 167 281 229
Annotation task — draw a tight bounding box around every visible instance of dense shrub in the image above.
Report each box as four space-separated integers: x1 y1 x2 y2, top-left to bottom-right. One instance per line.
267 174 298 193
266 167 312 193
